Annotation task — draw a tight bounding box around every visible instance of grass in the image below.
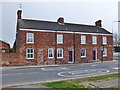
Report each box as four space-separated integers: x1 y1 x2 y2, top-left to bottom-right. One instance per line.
41 73 120 89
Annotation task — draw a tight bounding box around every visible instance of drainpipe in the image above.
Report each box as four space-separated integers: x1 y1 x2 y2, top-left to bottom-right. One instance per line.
74 31 75 63
55 30 57 64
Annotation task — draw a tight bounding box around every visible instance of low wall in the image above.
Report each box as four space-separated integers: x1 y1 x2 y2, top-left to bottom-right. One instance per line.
0 53 20 66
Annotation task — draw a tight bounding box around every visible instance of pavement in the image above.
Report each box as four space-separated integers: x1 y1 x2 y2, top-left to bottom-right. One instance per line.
1 60 117 70
85 78 119 88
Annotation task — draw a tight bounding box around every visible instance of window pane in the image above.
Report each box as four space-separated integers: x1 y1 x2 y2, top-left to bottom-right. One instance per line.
81 48 86 57
81 36 86 44
26 48 34 59
57 48 63 58
27 33 34 43
57 34 63 44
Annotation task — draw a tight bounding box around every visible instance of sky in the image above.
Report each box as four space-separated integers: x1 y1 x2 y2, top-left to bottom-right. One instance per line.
0 0 119 47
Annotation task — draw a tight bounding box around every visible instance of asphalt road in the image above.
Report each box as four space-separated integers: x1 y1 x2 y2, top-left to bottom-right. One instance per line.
2 60 119 87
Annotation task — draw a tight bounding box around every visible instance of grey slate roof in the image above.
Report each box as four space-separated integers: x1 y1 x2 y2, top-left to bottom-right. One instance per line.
18 19 112 34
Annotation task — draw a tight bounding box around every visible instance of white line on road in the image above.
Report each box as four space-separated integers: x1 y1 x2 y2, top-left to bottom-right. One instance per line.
1 72 41 76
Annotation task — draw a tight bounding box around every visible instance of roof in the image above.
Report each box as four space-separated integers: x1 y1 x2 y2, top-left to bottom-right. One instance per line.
18 19 112 34
0 40 10 46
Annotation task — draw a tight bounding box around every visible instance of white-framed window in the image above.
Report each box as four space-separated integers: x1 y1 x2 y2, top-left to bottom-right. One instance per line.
1 49 6 53
81 35 86 44
57 48 63 58
103 48 107 57
92 36 97 44
48 48 54 58
57 34 63 44
26 48 34 59
103 36 107 45
80 48 86 58
26 33 34 43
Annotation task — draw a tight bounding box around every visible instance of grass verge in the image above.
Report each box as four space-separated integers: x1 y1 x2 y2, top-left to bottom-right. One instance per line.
41 73 120 89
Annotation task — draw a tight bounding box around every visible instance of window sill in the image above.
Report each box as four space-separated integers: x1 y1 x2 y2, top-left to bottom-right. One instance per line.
81 56 86 58
57 57 63 59
81 43 86 44
26 42 34 44
48 57 54 59
103 55 107 57
26 58 34 60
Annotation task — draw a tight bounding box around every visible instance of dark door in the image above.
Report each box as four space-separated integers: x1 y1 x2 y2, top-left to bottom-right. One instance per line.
69 51 73 62
93 49 96 60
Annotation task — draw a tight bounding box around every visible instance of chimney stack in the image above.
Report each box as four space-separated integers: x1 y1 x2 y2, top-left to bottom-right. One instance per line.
17 10 22 19
57 17 64 25
95 20 102 27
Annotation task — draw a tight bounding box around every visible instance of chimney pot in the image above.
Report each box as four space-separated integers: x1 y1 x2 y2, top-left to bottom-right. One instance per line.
57 17 64 25
95 20 102 27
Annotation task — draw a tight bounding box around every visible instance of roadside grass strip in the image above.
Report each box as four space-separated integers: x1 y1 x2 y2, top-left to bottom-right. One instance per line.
42 73 120 89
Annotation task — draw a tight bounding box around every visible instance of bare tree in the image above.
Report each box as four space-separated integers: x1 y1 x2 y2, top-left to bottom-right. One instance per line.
113 32 120 46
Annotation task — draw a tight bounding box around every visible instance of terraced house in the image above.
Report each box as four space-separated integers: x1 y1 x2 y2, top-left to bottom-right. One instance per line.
13 9 113 65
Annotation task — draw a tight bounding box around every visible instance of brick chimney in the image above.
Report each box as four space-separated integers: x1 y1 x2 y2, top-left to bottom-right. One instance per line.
95 20 102 27
57 17 64 25
17 10 22 19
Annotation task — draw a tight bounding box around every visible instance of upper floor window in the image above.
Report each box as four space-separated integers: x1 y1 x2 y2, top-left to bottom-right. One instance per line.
26 33 34 43
57 48 63 58
57 34 63 44
80 48 86 58
92 36 97 44
103 36 107 45
81 36 86 44
103 48 107 57
26 48 34 59
48 48 54 58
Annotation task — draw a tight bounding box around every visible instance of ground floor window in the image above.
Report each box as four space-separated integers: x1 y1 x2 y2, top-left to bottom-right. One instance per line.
48 48 54 58
103 48 107 57
57 48 63 58
80 48 86 58
26 48 34 59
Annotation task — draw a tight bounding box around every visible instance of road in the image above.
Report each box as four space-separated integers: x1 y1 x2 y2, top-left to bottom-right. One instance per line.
2 60 119 87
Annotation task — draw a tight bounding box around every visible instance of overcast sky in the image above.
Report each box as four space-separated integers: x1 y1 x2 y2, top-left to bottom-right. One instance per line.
0 0 119 47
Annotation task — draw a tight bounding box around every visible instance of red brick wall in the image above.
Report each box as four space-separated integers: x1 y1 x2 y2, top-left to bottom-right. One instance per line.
16 30 113 65
0 53 25 66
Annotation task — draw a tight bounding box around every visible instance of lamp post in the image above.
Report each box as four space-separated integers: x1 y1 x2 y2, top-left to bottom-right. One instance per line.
100 45 104 63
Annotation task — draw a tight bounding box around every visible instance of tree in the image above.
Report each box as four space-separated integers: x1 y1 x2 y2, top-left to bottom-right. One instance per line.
113 33 120 46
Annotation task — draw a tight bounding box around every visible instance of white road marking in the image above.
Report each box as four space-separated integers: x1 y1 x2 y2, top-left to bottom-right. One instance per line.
41 67 68 71
58 69 110 77
91 65 97 66
112 67 119 70
1 72 41 76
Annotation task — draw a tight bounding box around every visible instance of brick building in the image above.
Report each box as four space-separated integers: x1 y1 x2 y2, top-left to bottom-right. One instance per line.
13 9 113 65
0 40 10 53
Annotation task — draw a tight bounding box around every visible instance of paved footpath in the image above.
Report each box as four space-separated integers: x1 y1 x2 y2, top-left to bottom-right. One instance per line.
86 78 119 88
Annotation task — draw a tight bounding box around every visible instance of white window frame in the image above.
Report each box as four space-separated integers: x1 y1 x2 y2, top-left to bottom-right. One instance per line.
92 36 97 44
57 48 63 58
103 36 107 45
26 48 34 59
103 48 107 57
80 48 86 58
26 33 34 43
57 34 63 44
81 35 86 44
48 48 54 58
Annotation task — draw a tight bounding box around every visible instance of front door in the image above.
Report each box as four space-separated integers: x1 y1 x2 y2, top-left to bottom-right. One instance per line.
68 49 74 63
93 48 97 61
